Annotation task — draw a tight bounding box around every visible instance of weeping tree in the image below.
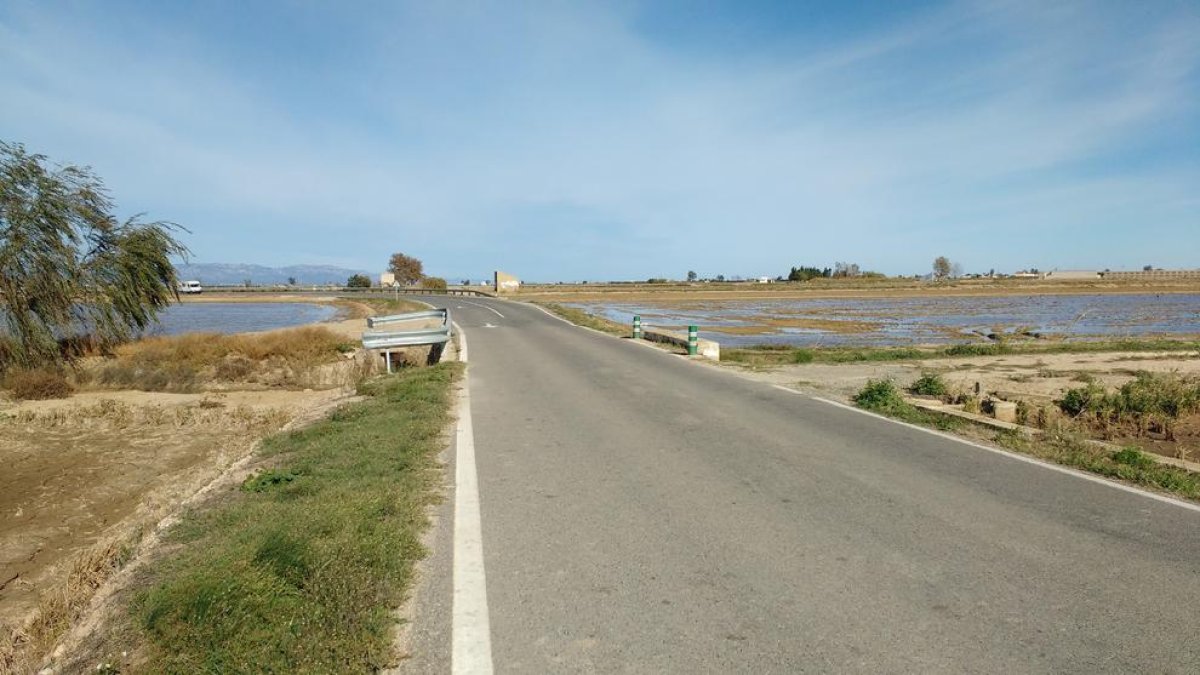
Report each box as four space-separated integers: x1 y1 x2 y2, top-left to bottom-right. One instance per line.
0 141 188 370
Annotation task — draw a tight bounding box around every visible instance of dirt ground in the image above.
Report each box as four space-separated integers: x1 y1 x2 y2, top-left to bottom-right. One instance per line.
0 297 415 665
720 349 1200 459
0 388 346 632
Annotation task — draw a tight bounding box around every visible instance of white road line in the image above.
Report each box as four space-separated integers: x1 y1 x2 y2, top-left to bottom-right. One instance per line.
451 327 494 674
461 300 504 318
787 389 1200 514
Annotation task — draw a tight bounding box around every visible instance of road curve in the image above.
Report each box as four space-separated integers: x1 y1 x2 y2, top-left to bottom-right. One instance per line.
404 296 1200 674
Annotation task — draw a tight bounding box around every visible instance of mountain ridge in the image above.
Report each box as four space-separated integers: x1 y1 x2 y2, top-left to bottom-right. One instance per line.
174 262 372 286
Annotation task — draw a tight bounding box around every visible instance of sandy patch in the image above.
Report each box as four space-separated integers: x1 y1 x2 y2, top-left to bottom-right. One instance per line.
0 388 343 631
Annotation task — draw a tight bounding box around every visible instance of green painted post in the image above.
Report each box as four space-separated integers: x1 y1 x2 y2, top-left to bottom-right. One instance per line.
688 325 698 355
633 315 642 339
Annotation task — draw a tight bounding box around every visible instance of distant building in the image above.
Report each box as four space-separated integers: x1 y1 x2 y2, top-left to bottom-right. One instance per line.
1043 270 1101 281
756 276 772 284
1101 269 1200 280
380 272 396 287
494 270 520 293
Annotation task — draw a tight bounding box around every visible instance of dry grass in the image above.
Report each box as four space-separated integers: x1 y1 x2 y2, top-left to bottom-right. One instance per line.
2 398 292 431
2 535 140 674
93 327 359 392
3 369 75 400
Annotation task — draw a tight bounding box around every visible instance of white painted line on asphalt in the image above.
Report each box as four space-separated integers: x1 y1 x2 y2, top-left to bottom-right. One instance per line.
461 300 504 318
451 327 494 674
798 391 1200 514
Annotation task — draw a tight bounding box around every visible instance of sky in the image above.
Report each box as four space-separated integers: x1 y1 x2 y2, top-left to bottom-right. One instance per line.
2 0 1198 281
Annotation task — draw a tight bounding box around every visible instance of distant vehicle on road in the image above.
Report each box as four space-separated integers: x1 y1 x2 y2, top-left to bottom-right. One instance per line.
178 280 203 294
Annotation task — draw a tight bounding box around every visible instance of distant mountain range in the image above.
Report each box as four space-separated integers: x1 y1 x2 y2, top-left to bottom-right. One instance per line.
174 263 372 286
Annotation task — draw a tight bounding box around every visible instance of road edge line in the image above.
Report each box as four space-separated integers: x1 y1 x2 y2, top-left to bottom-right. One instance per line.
451 325 494 673
785 388 1200 514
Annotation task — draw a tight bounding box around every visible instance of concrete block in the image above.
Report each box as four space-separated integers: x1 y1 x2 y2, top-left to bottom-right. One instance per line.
991 400 1018 423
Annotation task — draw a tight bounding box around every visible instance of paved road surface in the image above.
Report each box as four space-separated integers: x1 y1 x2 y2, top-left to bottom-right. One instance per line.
402 297 1200 674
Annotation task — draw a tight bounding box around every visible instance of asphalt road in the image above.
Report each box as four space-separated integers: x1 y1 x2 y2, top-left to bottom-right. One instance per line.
402 296 1200 674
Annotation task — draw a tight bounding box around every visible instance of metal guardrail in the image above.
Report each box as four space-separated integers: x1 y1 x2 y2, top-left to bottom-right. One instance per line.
361 308 452 371
366 309 447 329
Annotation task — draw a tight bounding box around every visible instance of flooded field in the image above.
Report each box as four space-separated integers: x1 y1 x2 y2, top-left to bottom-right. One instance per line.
570 293 1200 347
152 302 338 336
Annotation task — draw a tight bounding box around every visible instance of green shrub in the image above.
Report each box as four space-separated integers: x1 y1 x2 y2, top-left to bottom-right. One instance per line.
854 379 908 414
4 369 75 400
792 349 814 364
909 372 948 397
1059 382 1109 417
1111 447 1155 469
944 344 1005 357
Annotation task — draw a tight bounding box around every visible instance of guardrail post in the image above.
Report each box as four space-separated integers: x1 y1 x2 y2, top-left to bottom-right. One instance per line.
688 325 698 355
385 350 393 374
633 315 642 339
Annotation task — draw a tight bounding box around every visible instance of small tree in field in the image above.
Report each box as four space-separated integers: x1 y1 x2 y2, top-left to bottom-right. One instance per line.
932 256 952 279
346 274 371 288
0 141 188 370
687 270 698 282
388 252 424 285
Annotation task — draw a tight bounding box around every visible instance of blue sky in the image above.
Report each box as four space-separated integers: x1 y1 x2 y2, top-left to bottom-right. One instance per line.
2 1 1197 281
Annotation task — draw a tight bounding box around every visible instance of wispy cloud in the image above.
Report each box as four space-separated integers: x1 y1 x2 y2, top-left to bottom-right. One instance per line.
1 0 1196 278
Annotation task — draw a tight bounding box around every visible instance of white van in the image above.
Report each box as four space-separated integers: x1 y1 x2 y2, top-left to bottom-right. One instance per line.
178 280 203 294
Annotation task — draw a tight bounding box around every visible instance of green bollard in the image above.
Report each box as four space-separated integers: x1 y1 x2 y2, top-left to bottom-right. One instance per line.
633 315 642 339
688 325 698 355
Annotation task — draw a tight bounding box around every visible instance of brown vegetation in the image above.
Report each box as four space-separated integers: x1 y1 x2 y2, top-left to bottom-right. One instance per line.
93 326 358 392
3 369 75 400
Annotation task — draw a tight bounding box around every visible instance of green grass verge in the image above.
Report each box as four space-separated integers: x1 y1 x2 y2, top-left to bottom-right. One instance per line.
723 338 1200 367
851 379 1200 501
992 430 1200 500
852 379 963 431
535 302 628 335
357 297 432 314
131 362 462 672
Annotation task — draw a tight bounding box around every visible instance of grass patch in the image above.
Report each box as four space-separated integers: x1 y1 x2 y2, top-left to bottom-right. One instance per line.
536 303 627 335
993 430 1200 500
909 372 949 397
356 297 430 315
1058 371 1200 440
130 363 462 671
852 379 961 431
848 380 1200 502
95 326 358 392
722 338 1200 367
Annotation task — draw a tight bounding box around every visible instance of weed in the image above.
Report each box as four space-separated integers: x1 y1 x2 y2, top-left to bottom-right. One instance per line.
1058 372 1200 440
993 430 1200 500
242 469 303 492
1111 446 1155 469
853 379 962 431
909 372 948 398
